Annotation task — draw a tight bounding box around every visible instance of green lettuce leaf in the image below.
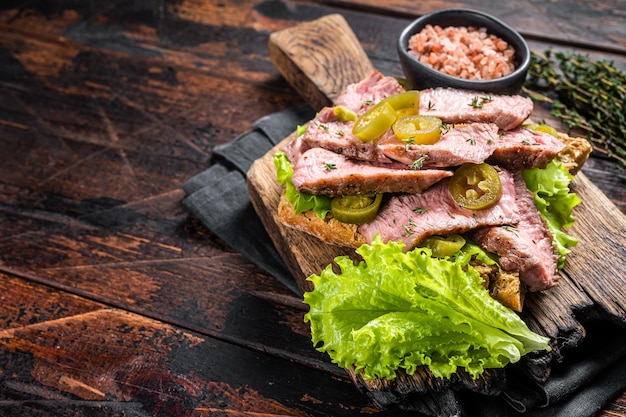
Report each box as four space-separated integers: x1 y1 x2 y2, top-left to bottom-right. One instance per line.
303 236 550 381
274 151 331 219
522 159 581 269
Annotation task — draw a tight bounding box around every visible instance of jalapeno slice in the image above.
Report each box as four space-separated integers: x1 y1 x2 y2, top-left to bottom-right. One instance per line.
525 122 559 137
392 115 442 144
352 101 396 142
422 234 466 258
352 91 421 142
333 105 358 122
330 193 383 224
449 163 502 210
395 77 413 91
381 90 420 116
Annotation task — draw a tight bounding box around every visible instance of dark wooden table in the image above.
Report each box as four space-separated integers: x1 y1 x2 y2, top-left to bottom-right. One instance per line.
1 1 624 416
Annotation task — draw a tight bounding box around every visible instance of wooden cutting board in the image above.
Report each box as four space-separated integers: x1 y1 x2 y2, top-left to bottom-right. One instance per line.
247 13 626 412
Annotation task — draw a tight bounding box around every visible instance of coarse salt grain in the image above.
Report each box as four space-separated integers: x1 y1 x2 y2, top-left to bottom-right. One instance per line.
408 24 516 80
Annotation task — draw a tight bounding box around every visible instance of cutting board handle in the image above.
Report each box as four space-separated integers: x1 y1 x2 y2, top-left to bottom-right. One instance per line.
268 14 375 110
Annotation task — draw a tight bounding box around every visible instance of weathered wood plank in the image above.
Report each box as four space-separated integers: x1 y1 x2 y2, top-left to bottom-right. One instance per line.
0 273 401 416
268 13 374 110
0 192 333 371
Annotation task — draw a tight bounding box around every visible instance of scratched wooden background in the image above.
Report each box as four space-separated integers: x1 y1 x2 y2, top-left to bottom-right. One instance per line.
0 0 625 416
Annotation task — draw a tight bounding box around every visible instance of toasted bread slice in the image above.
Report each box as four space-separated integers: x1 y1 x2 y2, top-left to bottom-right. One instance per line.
473 261 526 312
278 193 365 248
557 132 592 175
490 270 526 312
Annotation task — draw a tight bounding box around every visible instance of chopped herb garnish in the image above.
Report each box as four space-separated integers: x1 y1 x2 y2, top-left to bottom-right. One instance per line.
469 95 493 109
323 162 337 171
336 131 345 136
440 122 451 135
413 207 427 214
409 156 427 170
316 122 329 131
403 223 415 236
502 225 519 236
469 96 483 108
405 137 416 152
466 137 476 145
427 101 436 111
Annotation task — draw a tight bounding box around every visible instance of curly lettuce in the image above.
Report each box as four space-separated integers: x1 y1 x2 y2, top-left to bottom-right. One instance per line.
522 159 581 269
274 151 331 219
304 236 550 381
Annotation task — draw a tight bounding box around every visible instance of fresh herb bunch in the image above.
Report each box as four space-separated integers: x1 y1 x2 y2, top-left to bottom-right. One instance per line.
524 50 626 169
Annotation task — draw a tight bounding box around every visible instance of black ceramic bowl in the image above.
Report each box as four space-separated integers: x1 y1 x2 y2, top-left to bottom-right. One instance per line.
397 9 530 95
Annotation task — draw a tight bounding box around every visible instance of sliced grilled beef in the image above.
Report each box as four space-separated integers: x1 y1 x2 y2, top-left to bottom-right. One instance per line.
303 117 563 170
334 70 405 113
301 107 392 163
419 88 533 130
469 172 559 292
291 147 453 196
359 168 519 251
299 78 561 170
487 127 566 170
283 135 309 166
378 123 500 168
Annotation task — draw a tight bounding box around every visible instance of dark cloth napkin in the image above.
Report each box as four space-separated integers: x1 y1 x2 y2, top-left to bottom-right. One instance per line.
182 104 316 295
182 106 626 417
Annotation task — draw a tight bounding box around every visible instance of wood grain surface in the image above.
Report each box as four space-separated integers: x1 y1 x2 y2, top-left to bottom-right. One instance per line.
1 1 625 416
268 14 374 110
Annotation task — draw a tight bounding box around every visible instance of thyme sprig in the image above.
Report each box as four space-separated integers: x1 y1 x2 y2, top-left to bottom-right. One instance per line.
524 50 626 169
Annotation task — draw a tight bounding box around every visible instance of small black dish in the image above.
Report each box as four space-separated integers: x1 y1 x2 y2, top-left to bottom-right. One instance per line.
397 8 530 95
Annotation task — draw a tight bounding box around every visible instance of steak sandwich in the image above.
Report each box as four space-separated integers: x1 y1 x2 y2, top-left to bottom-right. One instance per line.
276 70 590 311
274 71 591 391
273 70 592 385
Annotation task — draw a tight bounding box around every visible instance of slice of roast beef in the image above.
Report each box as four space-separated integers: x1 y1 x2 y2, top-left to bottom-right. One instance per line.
419 88 533 130
302 111 563 170
469 172 559 292
300 107 392 163
377 123 500 168
283 134 309 166
359 168 519 251
334 69 405 113
291 147 453 196
486 127 566 170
